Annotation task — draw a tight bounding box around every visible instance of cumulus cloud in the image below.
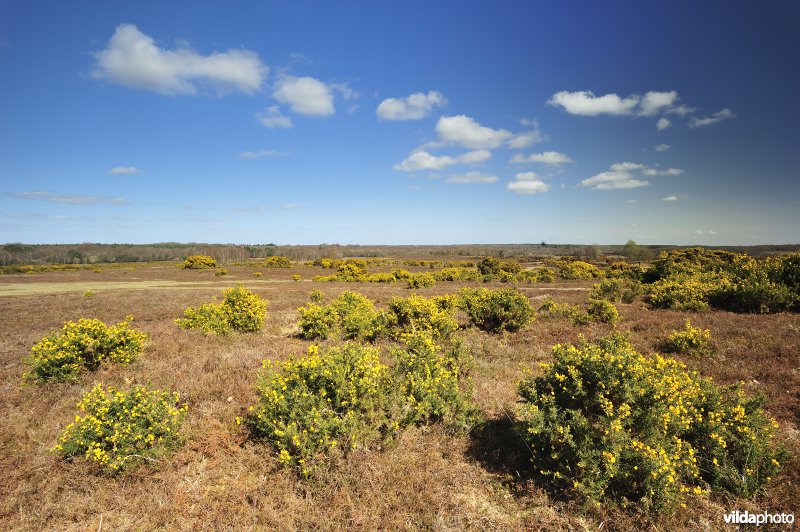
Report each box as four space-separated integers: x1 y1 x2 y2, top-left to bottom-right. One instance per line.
239 149 290 159
548 90 640 116
689 108 736 128
109 166 142 175
507 119 545 149
578 161 682 190
638 91 679 116
434 115 513 149
445 171 499 184
656 118 671 131
91 24 267 95
274 75 335 116
662 195 680 201
654 144 671 152
376 90 447 120
393 149 491 172
510 151 573 165
7 190 128 205
506 171 550 195
257 106 292 128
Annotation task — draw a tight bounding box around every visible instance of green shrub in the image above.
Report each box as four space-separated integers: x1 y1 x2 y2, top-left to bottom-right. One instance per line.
297 291 381 341
215 268 228 277
176 285 268 335
263 255 292 268
245 343 395 476
253 271 263 277
538 297 573 318
662 320 711 356
590 278 642 304
458 287 534 333
385 294 459 341
292 274 301 281
647 276 714 312
586 299 620 325
406 272 436 289
245 338 478 476
392 332 478 431
518 333 785 512
53 383 187 473
83 290 94 298
25 316 147 381
309 289 324 302
183 255 217 269
556 260 604 280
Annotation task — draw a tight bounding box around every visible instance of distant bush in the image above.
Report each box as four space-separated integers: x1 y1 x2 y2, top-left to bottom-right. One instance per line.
83 290 94 298
477 257 522 279
590 278 642 304
586 299 620 325
53 383 187 473
309 289 324 302
215 268 228 277
432 267 481 282
518 333 786 512
292 274 301 281
253 271 263 277
406 272 436 289
177 285 267 335
25 316 146 381
556 260 604 280
661 320 711 356
297 290 381 341
385 294 459 341
263 256 292 268
644 248 799 313
183 255 217 270
458 287 534 333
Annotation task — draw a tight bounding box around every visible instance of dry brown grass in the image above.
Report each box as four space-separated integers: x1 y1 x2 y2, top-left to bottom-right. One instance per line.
1 261 798 530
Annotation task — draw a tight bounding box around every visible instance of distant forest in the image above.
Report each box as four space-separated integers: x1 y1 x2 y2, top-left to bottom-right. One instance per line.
1 242 798 266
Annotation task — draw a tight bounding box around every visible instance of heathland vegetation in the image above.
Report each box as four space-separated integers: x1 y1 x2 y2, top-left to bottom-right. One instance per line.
2 245 799 529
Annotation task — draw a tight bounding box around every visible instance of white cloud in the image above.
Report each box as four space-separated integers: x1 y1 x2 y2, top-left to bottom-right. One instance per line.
376 90 447 120
109 166 142 175
91 24 267 95
239 149 290 159
393 149 490 172
689 108 736 128
507 119 545 149
510 151 573 165
258 106 292 128
638 91 678 116
661 168 684 176
274 75 334 116
435 115 513 149
662 195 680 201
656 118 672 131
667 104 696 117
282 203 300 210
446 171 499 184
548 90 640 116
654 144 671 152
579 162 653 190
8 190 128 205
507 171 550 195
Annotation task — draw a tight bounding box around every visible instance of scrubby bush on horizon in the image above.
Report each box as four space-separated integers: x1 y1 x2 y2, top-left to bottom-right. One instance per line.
458 287 534 333
518 333 786 512
25 316 146 381
244 334 477 476
644 249 799 313
556 260 604 280
183 255 217 270
53 383 187 473
176 285 268 335
262 255 292 268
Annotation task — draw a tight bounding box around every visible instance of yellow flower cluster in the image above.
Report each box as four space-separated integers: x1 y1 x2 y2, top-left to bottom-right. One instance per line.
25 316 147 381
176 285 267 335
53 383 187 473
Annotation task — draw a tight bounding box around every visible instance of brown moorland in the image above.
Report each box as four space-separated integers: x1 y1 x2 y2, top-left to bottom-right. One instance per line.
1 259 798 530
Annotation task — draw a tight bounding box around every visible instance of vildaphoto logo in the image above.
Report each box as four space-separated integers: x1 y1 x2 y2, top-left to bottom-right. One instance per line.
723 510 794 526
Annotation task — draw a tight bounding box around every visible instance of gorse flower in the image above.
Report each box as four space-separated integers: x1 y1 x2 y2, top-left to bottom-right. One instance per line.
176 285 268 335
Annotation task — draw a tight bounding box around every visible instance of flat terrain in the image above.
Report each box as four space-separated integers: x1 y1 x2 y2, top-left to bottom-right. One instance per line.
1 261 798 530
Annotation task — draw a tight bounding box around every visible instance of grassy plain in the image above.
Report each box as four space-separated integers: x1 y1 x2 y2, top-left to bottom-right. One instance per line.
1 259 798 530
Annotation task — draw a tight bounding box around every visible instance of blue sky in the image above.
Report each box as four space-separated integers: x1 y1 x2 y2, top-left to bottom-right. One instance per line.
1 1 798 245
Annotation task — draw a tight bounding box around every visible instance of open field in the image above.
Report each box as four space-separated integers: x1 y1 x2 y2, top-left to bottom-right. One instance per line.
1 258 799 530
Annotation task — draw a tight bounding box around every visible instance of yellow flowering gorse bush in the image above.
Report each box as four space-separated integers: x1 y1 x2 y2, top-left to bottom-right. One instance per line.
182 255 217 269
662 320 712 356
518 333 785 512
176 285 267 335
53 383 187 473
25 316 146 381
